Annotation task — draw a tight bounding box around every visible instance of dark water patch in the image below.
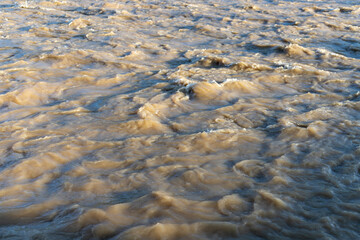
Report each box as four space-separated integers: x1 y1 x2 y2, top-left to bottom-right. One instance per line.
311 39 360 60
85 94 116 113
0 4 15 9
166 56 192 68
244 42 285 56
17 26 31 31
71 34 87 40
64 7 116 17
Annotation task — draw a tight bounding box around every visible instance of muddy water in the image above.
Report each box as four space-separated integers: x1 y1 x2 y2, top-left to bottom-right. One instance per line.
0 0 359 239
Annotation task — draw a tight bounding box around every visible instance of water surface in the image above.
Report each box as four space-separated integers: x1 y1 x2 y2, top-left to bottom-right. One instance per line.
0 0 359 239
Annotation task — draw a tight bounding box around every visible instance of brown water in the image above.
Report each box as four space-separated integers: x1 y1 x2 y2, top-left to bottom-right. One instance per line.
0 0 359 239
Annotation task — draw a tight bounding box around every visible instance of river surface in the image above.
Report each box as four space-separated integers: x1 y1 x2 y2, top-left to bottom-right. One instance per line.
0 0 359 239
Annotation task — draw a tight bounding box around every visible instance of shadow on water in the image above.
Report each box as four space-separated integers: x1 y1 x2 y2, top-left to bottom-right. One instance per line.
111 188 150 204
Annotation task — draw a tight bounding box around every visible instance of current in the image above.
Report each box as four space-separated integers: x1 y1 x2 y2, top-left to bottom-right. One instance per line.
0 0 359 239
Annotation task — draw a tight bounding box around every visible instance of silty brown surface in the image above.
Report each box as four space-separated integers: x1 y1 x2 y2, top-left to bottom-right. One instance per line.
0 0 359 239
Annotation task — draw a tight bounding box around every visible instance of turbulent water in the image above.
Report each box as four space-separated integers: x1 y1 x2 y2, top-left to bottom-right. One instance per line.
0 0 359 239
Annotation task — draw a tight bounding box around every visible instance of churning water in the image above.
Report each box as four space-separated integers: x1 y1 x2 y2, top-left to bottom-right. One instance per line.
0 0 359 239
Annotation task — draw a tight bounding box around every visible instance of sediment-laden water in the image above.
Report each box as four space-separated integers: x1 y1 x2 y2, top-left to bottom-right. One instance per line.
0 0 359 239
